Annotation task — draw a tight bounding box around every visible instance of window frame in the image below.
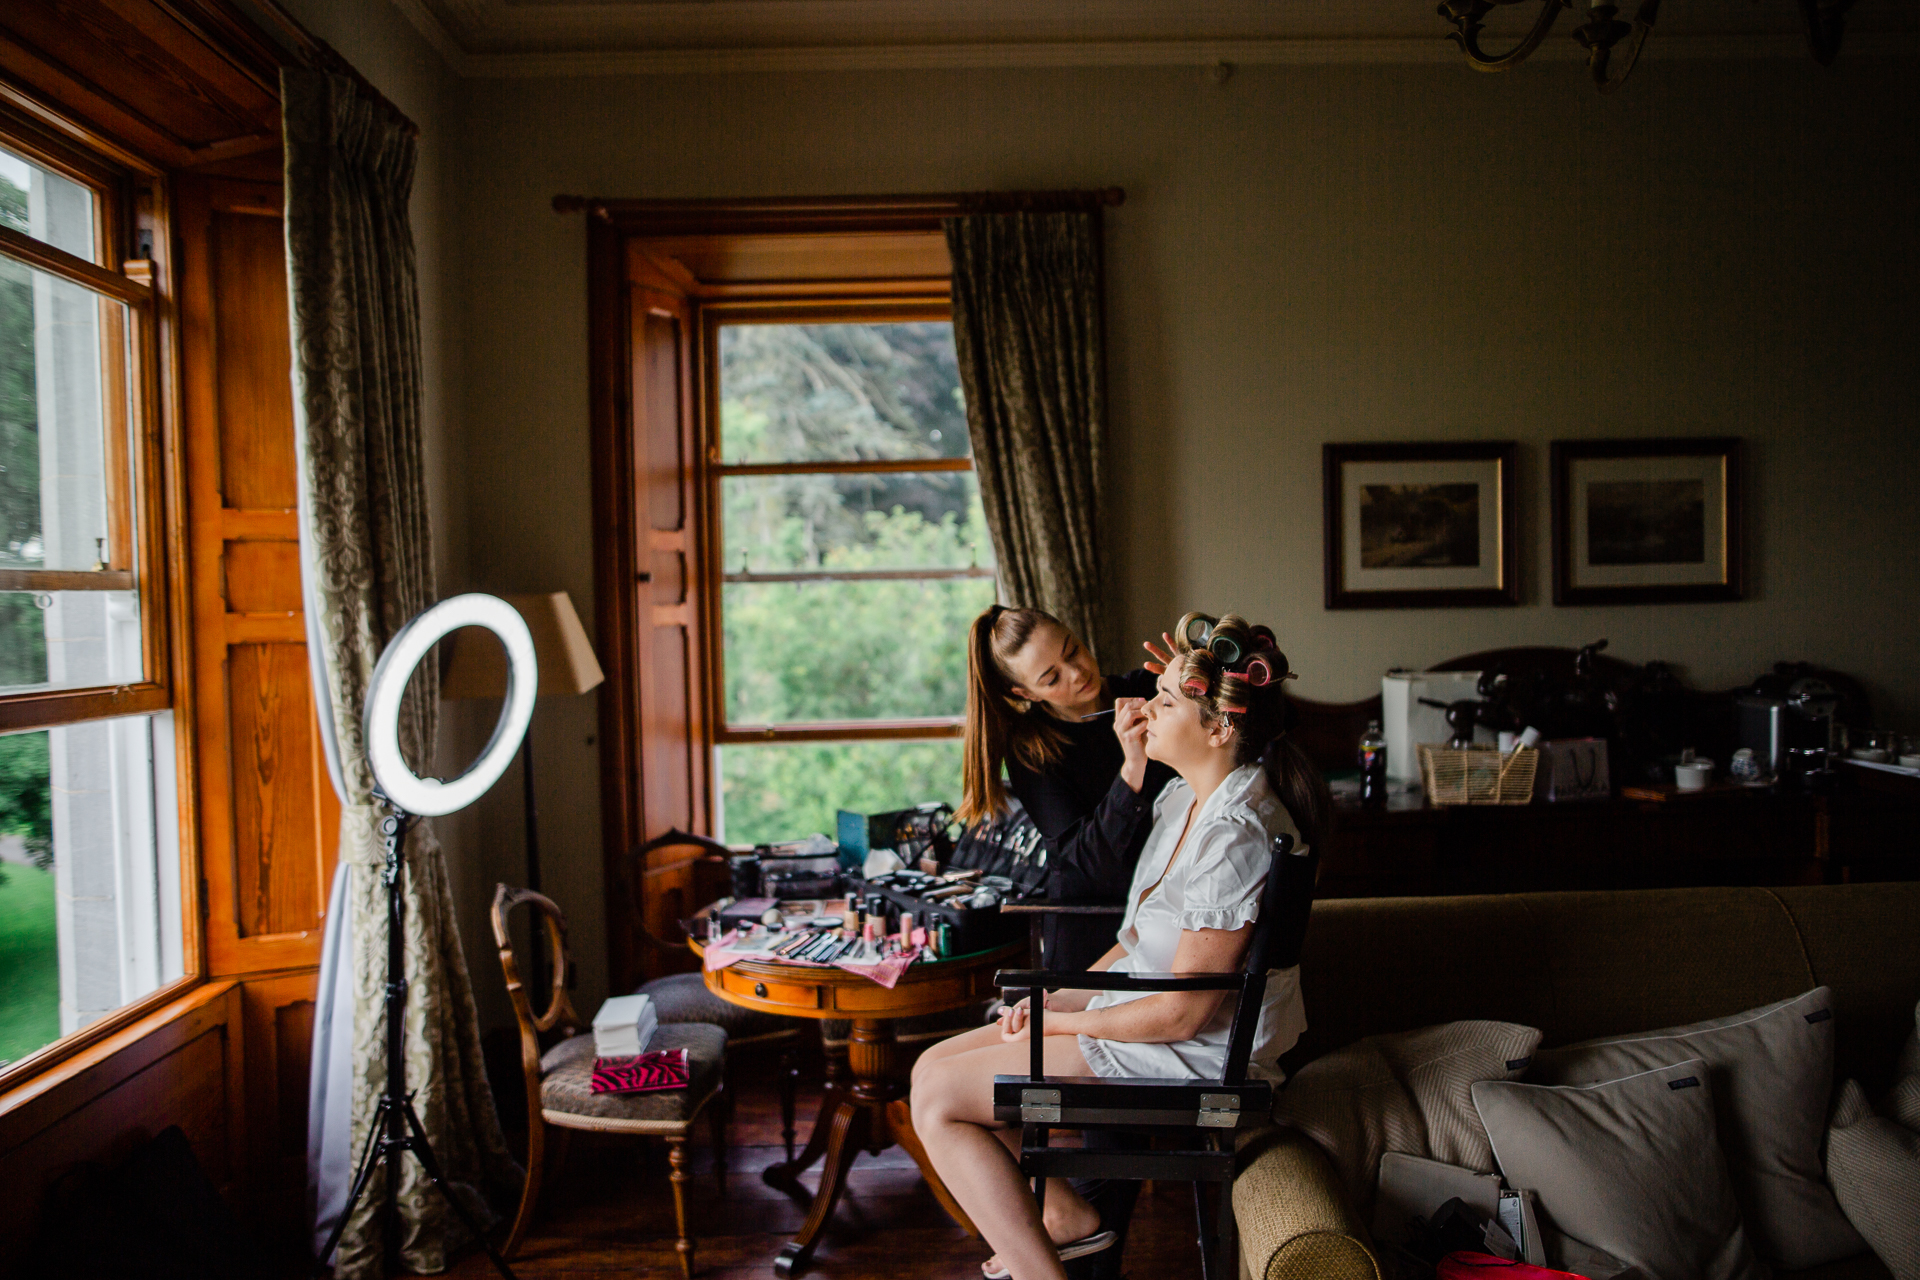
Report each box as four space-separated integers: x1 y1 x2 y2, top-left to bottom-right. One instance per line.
0 105 197 1091
698 296 986 747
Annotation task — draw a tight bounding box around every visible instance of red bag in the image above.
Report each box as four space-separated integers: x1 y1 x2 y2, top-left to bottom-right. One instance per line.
1438 1253 1594 1280
591 1047 690 1094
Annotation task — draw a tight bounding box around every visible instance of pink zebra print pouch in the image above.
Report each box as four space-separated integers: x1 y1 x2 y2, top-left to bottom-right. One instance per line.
591 1047 690 1094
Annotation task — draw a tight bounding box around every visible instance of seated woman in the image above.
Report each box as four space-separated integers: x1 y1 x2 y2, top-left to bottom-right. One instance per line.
911 613 1332 1280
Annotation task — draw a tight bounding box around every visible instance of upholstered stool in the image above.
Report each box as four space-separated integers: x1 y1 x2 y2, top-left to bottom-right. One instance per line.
639 970 805 1159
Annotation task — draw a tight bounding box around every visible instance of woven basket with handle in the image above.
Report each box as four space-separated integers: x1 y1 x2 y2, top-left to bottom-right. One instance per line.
1418 744 1538 806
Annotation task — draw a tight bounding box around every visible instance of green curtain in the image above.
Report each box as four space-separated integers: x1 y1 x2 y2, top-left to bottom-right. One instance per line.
943 211 1110 660
283 68 518 1277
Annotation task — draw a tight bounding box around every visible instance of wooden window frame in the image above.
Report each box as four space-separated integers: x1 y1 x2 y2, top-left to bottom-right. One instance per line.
700 295 987 748
0 106 201 1092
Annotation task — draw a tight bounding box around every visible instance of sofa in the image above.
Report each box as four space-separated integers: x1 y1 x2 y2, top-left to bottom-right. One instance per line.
1234 881 1920 1280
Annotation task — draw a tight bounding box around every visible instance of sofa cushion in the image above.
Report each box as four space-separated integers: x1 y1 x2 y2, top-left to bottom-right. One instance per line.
1826 1079 1920 1280
1887 999 1920 1131
1272 1020 1540 1219
1530 986 1864 1271
1473 1060 1766 1280
1772 884 1920 1094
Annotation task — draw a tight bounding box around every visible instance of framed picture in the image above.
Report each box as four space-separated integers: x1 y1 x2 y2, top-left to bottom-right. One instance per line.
1322 441 1519 610
1550 437 1745 605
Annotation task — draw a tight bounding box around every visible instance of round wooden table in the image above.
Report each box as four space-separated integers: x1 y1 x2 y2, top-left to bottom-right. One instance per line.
691 936 1025 1276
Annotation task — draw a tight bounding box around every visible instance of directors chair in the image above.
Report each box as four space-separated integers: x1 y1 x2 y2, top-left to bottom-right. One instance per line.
993 833 1318 1280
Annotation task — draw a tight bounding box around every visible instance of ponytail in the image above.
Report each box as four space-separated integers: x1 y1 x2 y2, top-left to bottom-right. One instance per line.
1261 733 1333 863
957 604 1070 827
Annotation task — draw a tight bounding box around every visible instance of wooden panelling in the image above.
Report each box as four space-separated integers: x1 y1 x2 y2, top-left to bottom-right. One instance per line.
227 643 321 939
240 972 319 1236
224 538 302 613
208 202 297 509
0 982 246 1270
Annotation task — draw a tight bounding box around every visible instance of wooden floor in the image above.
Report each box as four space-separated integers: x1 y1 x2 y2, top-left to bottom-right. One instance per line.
444 1049 1210 1280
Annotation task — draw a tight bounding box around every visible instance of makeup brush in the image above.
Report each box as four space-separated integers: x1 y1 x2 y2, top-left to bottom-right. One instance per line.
1079 708 1116 721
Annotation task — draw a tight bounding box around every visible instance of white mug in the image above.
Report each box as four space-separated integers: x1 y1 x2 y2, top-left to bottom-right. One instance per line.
1675 759 1714 791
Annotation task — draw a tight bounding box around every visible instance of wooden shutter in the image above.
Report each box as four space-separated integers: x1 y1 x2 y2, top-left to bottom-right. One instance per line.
591 229 713 991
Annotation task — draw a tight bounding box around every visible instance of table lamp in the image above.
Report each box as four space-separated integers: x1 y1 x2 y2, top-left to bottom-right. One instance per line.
442 591 604 900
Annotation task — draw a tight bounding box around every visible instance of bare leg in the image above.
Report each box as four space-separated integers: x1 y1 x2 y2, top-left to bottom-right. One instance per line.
910 1027 1102 1280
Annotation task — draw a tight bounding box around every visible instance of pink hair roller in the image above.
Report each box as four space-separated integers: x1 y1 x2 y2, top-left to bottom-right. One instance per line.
1240 655 1274 687
1182 674 1211 697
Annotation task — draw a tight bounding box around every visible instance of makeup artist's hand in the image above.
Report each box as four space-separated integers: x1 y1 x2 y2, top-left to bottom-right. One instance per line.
1142 632 1176 674
1114 696 1149 792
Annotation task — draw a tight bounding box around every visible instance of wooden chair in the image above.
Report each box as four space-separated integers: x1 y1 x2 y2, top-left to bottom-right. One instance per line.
631 829 806 1159
491 883 727 1277
992 833 1319 1280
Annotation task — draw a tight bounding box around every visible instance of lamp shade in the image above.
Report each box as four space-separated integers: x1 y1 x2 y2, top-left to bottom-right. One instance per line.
441 591 604 700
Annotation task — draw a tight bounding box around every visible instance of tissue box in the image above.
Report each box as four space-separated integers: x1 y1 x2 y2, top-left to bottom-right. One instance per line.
592 993 658 1059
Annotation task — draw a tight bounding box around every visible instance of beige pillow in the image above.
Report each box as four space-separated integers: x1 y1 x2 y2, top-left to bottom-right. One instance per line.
1887 997 1920 1131
1530 985 1861 1270
1473 1060 1767 1280
1827 1078 1920 1280
1271 1020 1540 1219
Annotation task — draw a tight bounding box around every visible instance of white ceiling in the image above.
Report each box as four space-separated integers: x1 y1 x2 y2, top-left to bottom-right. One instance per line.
386 0 1920 75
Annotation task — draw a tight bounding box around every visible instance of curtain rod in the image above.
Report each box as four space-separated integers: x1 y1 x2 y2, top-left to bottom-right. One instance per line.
552 188 1125 220
247 0 423 138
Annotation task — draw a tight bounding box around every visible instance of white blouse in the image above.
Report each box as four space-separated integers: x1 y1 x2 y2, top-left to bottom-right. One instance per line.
1076 762 1308 1083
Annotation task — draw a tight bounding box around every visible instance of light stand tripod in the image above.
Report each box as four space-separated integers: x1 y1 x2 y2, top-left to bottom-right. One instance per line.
313 798 518 1280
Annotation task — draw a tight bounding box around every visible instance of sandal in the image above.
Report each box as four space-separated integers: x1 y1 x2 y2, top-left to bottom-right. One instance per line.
981 1230 1117 1280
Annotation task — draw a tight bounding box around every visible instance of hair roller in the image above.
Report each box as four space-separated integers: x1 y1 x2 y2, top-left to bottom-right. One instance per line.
1178 647 1218 699
1175 612 1216 653
1207 615 1254 667
1240 654 1274 688
1217 670 1252 715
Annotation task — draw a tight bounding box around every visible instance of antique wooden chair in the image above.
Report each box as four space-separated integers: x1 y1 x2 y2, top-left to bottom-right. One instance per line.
992 833 1319 1280
491 883 727 1277
631 828 806 1158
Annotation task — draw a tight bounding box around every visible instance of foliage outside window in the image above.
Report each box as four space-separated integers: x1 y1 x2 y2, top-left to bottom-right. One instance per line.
0 141 181 1075
713 321 994 844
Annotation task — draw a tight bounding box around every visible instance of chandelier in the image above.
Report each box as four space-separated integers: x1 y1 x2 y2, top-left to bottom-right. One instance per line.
1438 0 1861 93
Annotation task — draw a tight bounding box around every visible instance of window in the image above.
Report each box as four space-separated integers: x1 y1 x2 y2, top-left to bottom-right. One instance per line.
0 139 182 1075
710 317 994 844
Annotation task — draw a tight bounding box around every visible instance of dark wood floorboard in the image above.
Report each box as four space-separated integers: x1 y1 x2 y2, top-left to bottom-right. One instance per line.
440 1047 1210 1280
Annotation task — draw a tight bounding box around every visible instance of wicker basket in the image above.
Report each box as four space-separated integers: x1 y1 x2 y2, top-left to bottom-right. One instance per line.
1418 743 1539 806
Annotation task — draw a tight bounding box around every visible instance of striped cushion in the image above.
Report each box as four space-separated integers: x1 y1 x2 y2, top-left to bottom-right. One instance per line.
539 1024 725 1124
1271 1020 1540 1222
1825 1079 1920 1280
639 971 800 1041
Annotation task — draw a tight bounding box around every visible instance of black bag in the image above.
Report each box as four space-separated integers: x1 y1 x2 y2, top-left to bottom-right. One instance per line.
948 796 1049 899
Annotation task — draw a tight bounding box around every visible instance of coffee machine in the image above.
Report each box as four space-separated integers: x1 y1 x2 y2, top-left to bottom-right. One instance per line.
1735 672 1841 777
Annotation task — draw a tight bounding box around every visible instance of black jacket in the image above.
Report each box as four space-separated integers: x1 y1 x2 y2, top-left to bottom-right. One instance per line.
1006 669 1175 972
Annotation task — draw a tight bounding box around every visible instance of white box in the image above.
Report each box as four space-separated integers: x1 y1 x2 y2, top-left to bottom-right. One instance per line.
1382 671 1493 783
592 993 658 1059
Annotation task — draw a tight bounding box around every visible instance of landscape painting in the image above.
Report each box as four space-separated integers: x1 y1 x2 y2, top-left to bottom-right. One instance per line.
1585 479 1706 565
1360 483 1482 569
1324 442 1517 609
1552 438 1745 605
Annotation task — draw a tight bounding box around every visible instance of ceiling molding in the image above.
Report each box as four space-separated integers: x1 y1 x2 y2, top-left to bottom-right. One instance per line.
378 0 1920 78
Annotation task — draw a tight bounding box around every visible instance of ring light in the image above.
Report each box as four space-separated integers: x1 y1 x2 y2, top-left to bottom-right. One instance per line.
364 593 537 817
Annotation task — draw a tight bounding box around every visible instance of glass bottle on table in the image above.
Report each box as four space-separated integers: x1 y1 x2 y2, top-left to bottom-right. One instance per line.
1359 719 1389 809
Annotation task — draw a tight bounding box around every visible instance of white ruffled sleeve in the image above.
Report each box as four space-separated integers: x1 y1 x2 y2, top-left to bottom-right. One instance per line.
1172 813 1273 934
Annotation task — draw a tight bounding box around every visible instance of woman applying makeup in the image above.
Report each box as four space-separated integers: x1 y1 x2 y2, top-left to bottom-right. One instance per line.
915 614 1333 1280
956 605 1176 973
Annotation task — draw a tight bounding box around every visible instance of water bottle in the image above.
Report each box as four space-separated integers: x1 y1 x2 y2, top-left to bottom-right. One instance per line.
1359 719 1388 808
